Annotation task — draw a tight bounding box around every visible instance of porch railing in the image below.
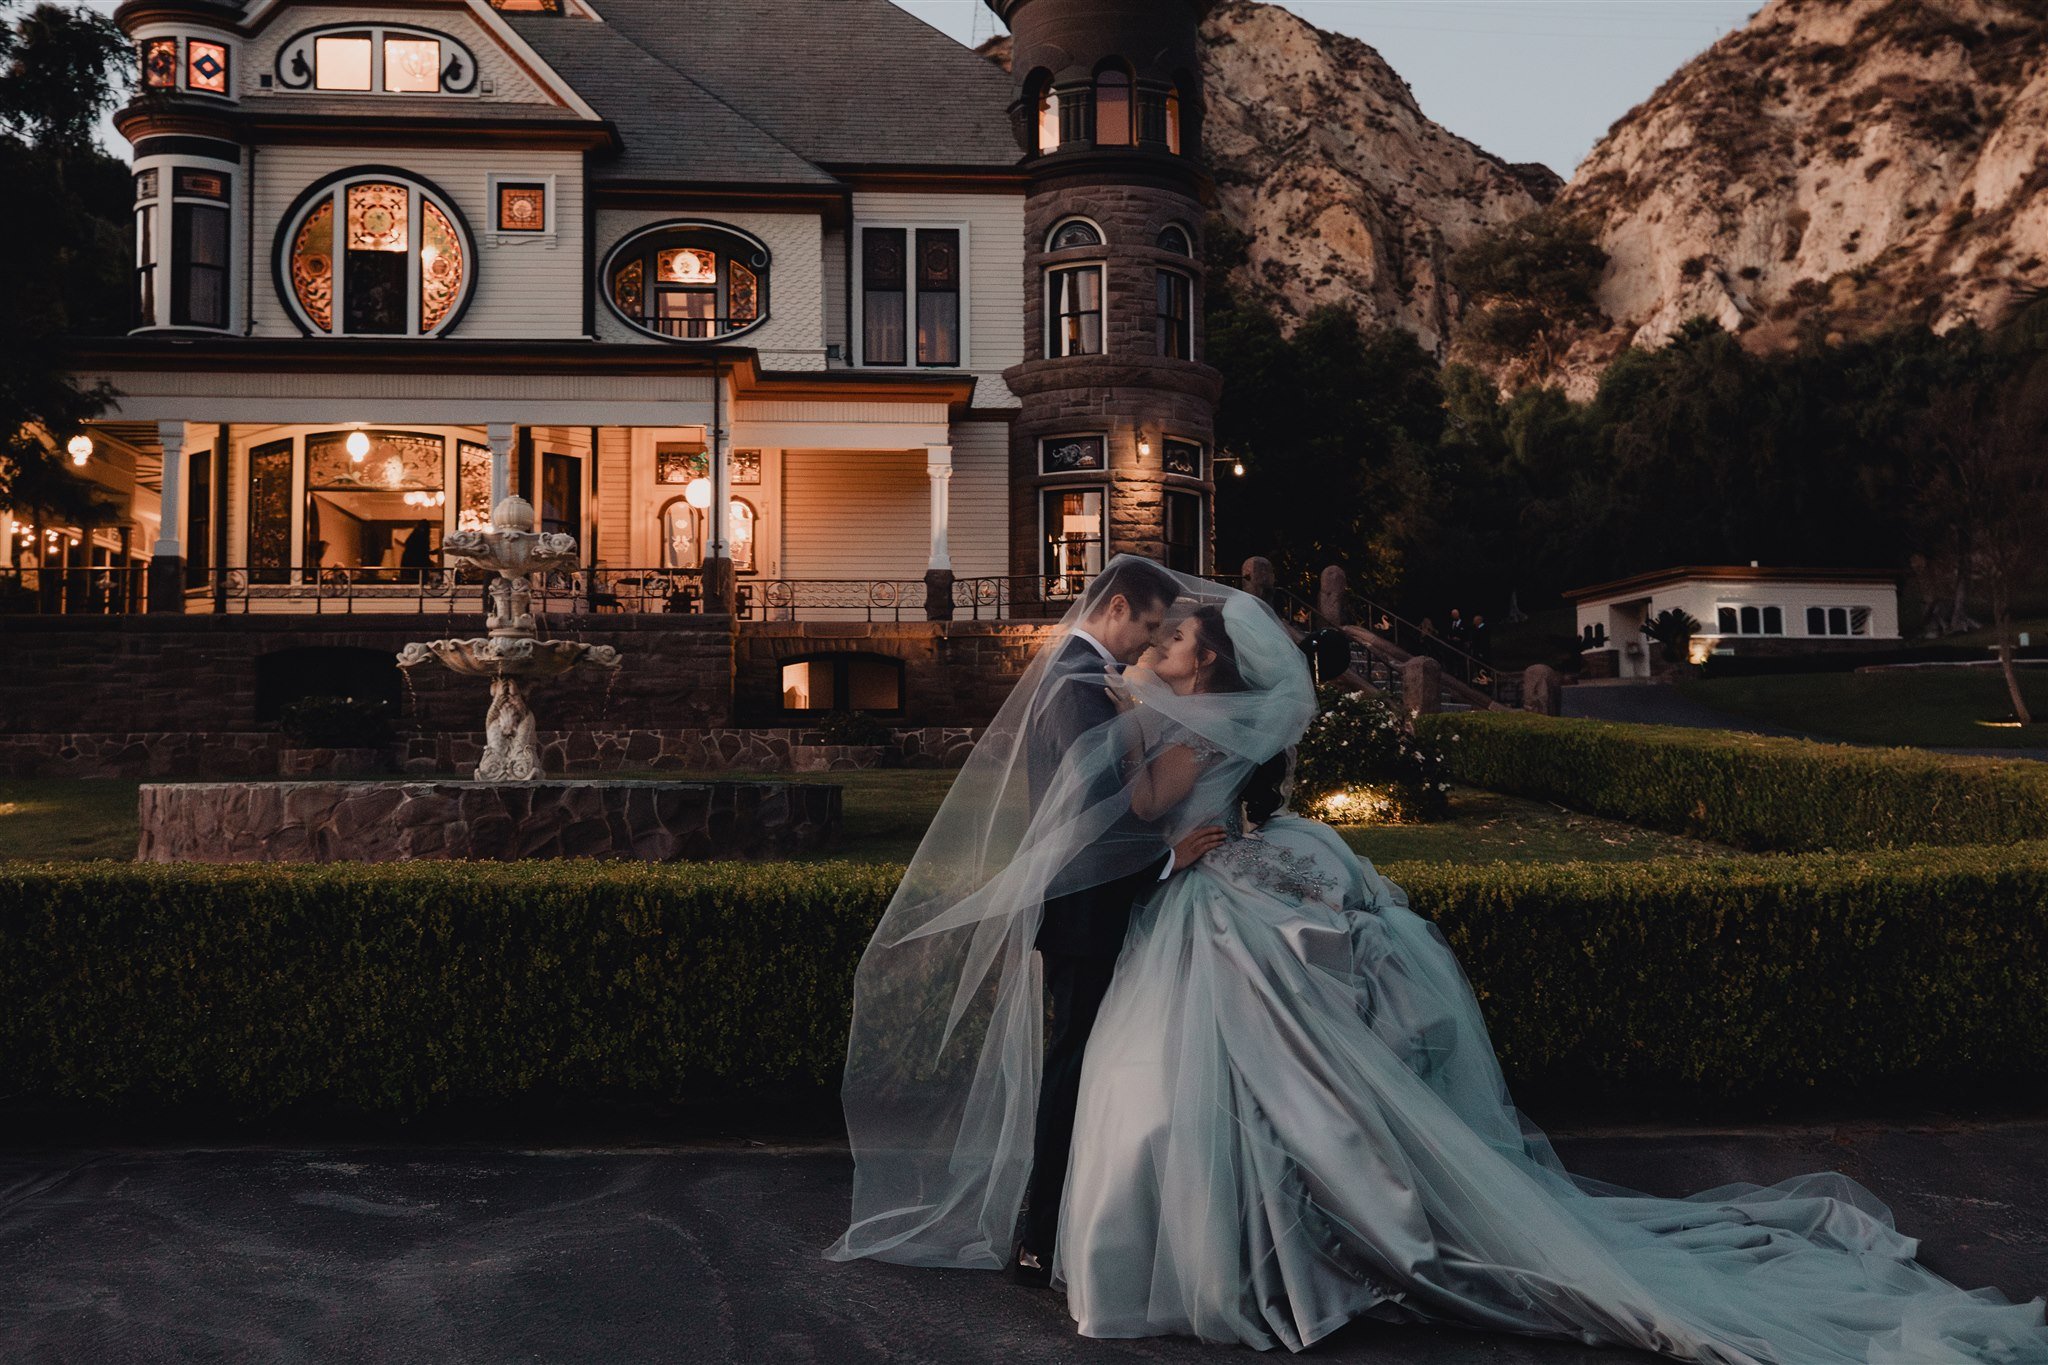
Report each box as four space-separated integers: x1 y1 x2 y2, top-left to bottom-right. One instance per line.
171 566 708 616
0 565 149 615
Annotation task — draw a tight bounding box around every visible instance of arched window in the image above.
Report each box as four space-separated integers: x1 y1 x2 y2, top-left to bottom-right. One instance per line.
1094 65 1132 146
604 222 770 342
1157 224 1192 256
279 171 473 336
657 493 757 571
1046 217 1103 252
1026 69 1060 155
659 495 699 569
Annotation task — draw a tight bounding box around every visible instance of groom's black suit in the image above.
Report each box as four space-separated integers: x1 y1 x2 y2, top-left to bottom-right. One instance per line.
1020 633 1169 1262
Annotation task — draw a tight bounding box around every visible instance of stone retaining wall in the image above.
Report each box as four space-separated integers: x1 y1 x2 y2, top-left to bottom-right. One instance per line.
1 616 1057 738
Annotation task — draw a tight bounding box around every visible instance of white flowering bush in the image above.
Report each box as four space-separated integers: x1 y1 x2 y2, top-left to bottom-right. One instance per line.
1294 687 1450 823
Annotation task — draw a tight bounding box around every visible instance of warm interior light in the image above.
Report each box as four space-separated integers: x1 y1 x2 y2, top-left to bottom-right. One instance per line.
65 434 93 466
345 430 371 461
684 476 713 510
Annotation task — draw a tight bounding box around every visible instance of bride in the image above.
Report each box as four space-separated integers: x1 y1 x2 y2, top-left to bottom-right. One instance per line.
829 560 2048 1364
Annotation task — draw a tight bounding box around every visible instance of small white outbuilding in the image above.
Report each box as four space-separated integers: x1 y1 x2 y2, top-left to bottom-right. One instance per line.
1564 566 1900 679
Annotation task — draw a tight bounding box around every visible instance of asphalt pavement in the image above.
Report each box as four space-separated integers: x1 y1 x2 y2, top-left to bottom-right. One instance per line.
2 1118 2044 1364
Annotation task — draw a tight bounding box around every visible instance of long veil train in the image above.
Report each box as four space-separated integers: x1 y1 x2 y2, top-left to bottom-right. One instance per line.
828 559 2048 1364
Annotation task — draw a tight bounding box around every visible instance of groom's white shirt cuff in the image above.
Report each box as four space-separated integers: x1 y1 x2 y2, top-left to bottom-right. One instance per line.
1071 627 1174 881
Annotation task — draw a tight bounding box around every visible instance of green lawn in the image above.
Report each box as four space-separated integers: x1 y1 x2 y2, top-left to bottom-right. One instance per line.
1681 668 2048 749
0 771 1727 867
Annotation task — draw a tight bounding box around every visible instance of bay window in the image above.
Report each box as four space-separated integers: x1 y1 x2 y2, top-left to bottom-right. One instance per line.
1156 267 1192 359
1165 491 1204 574
172 198 230 328
1047 264 1103 357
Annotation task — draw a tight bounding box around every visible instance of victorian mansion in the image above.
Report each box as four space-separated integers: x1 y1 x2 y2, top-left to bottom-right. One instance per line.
23 0 1221 634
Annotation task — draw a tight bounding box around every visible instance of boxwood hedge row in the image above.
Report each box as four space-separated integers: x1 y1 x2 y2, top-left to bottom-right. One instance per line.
1418 711 2048 852
3 848 2044 1119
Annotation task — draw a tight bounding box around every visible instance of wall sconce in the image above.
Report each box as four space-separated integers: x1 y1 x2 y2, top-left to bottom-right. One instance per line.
1137 436 1152 458
1231 457 1246 477
65 434 93 467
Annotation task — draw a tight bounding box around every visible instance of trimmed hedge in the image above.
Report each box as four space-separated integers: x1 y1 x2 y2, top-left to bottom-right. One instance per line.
3 848 2046 1118
1419 710 2048 853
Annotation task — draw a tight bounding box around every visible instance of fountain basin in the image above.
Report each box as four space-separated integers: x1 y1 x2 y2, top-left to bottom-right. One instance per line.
397 637 620 681
137 779 840 863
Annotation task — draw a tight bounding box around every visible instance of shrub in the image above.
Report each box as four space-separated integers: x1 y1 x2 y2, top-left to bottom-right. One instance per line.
1418 710 2048 852
279 695 396 749
2 848 2045 1119
1295 687 1449 823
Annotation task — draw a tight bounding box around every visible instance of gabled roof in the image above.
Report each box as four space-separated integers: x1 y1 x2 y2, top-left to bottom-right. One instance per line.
519 0 1019 175
502 11 842 187
1564 566 1900 603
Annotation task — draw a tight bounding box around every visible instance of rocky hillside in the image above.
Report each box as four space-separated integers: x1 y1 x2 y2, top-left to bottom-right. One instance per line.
1523 0 2048 395
978 2 1559 355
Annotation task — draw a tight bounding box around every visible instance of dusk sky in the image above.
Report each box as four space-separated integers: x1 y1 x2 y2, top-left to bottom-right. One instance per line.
71 0 1766 178
898 0 1763 177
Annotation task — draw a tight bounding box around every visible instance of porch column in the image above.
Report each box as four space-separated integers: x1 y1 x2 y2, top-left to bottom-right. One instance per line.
486 422 515 513
148 420 190 613
924 443 955 622
700 380 737 613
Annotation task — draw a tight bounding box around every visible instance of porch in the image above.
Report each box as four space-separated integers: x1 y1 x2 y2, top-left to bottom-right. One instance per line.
13 342 1016 623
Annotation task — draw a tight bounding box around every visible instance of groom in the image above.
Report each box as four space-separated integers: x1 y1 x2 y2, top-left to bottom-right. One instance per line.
1012 559 1227 1286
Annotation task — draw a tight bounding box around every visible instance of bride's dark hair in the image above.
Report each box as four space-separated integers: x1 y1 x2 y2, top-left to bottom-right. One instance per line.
1188 605 1248 695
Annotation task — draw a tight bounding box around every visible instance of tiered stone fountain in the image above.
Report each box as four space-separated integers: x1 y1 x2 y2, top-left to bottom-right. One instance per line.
135 498 839 863
397 496 621 781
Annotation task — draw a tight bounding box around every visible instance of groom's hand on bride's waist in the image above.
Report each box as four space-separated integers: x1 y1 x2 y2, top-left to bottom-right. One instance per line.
1172 825 1228 870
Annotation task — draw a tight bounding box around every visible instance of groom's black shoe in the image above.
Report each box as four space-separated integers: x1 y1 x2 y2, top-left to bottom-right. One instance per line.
1008 1242 1052 1288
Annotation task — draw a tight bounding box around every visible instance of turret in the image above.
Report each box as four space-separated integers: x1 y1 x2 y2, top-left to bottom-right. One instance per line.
990 0 1221 579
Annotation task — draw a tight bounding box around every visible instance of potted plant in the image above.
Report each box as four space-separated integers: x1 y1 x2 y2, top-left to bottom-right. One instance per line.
277 695 397 776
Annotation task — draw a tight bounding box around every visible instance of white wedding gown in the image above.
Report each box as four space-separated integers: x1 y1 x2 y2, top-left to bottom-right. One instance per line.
1056 806 2048 1362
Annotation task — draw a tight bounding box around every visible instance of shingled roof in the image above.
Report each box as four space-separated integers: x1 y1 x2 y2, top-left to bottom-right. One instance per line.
501 12 840 187
512 0 1018 178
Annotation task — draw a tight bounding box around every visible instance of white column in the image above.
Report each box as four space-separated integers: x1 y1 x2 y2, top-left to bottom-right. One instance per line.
925 443 954 572
707 408 731 561
487 422 516 511
155 420 190 558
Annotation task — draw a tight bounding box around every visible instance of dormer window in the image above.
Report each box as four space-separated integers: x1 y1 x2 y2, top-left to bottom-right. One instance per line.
603 222 770 342
278 171 474 337
277 25 478 96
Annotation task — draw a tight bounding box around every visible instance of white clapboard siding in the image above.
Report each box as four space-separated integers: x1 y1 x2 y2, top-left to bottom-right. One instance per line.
595 425 633 564
822 227 848 361
848 190 1024 406
253 145 587 340
781 450 929 582
948 420 1009 578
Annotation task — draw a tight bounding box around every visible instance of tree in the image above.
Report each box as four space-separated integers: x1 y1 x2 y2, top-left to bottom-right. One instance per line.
1908 356 2048 726
1448 207 1609 371
0 1 131 542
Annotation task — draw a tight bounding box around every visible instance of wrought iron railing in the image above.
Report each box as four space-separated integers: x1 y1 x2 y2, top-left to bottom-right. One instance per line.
160 566 709 616
0 565 148 615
